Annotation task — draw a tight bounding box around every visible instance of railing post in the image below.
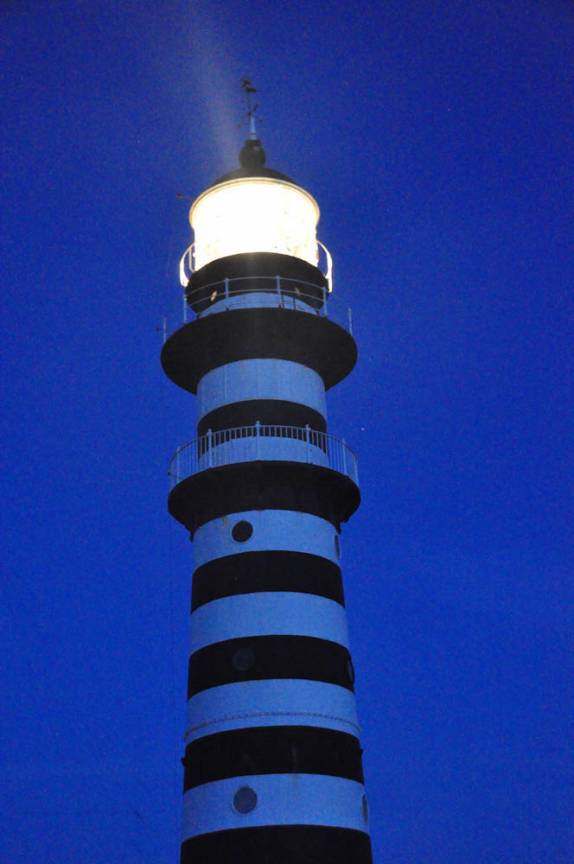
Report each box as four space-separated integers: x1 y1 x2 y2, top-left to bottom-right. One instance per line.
183 291 187 324
305 424 311 463
322 285 328 317
275 275 282 307
224 277 229 301
341 438 347 476
255 420 261 459
207 428 213 467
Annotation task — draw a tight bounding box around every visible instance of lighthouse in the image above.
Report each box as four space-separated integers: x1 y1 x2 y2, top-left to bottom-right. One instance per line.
161 106 373 863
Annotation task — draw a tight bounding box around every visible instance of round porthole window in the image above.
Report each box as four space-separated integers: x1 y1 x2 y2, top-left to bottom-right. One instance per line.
232 645 255 673
362 794 369 824
232 520 253 542
233 785 258 814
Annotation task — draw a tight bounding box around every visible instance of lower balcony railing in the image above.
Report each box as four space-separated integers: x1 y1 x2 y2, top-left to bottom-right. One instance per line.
168 423 359 489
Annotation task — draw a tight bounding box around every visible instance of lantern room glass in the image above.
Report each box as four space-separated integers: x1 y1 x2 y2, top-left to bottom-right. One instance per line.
190 177 320 271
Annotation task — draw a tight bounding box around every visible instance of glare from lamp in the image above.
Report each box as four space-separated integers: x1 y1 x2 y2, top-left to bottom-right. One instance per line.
190 178 320 270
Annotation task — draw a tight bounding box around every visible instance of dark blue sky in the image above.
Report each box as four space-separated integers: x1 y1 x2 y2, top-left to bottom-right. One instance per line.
2 1 573 862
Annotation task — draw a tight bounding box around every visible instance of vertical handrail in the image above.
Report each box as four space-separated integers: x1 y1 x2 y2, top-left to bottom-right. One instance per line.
179 243 195 288
317 240 334 293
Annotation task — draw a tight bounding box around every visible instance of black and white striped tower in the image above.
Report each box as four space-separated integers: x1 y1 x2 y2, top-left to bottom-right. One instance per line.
161 111 373 862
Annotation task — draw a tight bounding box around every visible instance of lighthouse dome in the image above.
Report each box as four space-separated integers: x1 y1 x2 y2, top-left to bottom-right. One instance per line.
189 140 320 271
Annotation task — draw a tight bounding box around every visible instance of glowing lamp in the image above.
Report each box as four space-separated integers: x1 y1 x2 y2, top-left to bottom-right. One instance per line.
189 177 320 271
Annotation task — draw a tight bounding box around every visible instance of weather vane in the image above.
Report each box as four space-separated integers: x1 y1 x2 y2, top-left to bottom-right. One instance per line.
241 78 259 140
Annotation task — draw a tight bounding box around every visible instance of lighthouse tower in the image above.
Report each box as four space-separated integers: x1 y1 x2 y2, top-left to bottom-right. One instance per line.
161 114 373 863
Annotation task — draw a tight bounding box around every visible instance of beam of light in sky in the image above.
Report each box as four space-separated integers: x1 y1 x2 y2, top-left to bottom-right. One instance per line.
187 11 243 168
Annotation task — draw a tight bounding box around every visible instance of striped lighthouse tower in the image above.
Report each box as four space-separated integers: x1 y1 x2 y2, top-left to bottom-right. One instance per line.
161 111 373 863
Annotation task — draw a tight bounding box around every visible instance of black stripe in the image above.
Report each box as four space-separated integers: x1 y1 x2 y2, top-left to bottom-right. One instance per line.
161 307 357 394
192 552 344 611
181 826 373 864
183 725 364 789
187 636 355 698
197 400 327 437
169 460 360 534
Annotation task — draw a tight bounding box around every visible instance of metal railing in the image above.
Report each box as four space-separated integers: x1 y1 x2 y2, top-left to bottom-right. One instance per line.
179 243 195 288
186 273 326 308
168 423 359 489
179 240 333 293
317 240 333 293
180 274 353 334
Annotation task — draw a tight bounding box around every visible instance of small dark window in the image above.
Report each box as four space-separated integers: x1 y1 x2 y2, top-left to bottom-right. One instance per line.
334 534 341 559
232 520 253 542
232 645 255 673
233 785 258 814
362 794 369 823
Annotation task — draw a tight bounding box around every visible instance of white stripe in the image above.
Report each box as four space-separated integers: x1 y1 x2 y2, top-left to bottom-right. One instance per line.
185 679 360 744
190 592 349 652
193 509 340 569
197 358 327 420
182 773 369 838
196 435 329 473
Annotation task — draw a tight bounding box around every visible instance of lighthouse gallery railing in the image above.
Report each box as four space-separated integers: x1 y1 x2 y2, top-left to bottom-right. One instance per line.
168 423 359 489
180 240 334 293
180 274 353 335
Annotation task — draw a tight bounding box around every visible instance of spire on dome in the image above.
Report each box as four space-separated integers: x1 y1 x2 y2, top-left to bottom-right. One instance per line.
239 78 266 170
241 78 259 139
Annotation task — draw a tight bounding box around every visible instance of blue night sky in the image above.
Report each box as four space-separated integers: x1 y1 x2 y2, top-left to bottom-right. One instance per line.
2 1 573 862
